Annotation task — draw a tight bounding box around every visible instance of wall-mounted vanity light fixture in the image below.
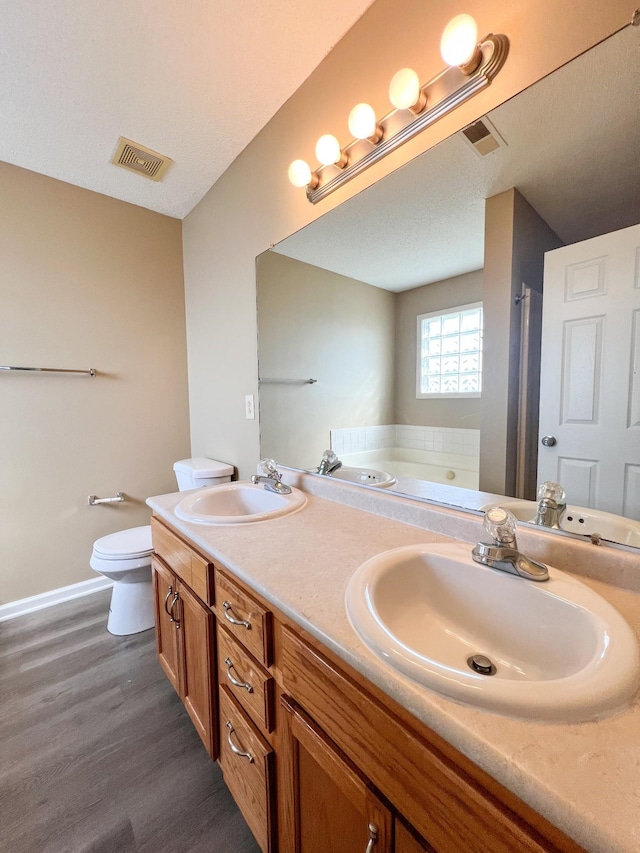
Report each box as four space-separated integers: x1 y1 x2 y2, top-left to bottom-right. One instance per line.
288 14 509 204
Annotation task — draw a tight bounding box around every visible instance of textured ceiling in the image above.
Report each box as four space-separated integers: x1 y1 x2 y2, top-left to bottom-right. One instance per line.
274 25 640 291
0 0 375 219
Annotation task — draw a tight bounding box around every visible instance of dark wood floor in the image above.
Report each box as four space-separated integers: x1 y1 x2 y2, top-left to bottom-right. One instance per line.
0 591 261 853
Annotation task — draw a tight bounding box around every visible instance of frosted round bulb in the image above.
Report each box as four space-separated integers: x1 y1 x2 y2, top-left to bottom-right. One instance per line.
440 14 478 67
348 103 377 140
315 134 342 166
389 68 421 110
288 159 312 188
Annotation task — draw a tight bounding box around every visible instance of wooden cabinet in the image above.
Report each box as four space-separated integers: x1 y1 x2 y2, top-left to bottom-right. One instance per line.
219 687 276 853
218 625 275 733
280 626 582 853
152 555 180 694
215 572 278 852
395 822 434 853
151 546 217 759
216 568 273 667
151 516 584 853
280 695 392 853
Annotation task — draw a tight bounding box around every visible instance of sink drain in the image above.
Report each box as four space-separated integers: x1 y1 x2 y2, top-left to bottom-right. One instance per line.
467 654 496 676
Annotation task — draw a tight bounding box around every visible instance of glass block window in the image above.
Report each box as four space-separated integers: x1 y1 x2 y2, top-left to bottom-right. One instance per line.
416 302 483 398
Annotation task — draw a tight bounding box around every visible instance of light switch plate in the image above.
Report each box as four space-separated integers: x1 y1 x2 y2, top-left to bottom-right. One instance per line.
245 394 255 419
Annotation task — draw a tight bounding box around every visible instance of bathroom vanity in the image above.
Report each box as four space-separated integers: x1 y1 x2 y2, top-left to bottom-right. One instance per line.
147 475 640 853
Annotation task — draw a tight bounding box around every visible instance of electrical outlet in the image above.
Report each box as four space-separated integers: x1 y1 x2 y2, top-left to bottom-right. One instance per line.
245 394 255 420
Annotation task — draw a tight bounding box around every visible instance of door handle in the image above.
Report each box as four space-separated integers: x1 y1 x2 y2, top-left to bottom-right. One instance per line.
225 721 254 763
169 592 180 627
541 435 557 447
224 657 254 693
222 601 251 629
364 823 379 853
163 586 173 617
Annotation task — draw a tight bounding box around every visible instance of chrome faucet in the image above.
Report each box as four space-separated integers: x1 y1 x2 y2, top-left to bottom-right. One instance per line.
251 458 292 494
472 506 549 582
317 449 342 476
531 481 566 529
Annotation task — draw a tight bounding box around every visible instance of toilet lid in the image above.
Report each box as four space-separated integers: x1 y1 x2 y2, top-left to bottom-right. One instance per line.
92 525 153 560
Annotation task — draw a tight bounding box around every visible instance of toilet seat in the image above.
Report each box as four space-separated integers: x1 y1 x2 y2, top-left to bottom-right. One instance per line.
92 525 153 561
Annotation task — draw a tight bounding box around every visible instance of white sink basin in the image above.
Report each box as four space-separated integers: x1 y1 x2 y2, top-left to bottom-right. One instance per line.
175 481 306 525
346 541 640 721
486 500 640 547
330 466 397 488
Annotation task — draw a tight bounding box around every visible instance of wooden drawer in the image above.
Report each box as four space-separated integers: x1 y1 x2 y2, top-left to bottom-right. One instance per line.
215 569 273 666
219 687 276 853
151 517 214 605
218 625 275 733
281 627 568 853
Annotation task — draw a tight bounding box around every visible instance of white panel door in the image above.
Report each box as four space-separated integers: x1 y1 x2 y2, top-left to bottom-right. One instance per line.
538 223 640 517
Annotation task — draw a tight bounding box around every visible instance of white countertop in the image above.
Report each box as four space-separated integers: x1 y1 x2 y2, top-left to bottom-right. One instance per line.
147 474 640 853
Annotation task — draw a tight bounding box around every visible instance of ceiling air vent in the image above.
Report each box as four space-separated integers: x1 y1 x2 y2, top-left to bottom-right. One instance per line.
459 117 506 158
112 137 172 181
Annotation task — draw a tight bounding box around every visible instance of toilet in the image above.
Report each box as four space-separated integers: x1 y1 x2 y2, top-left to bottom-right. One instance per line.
90 457 233 635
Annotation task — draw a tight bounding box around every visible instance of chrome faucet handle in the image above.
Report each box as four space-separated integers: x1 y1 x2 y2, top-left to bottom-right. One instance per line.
258 458 281 480
474 506 549 582
317 449 340 475
483 506 518 548
534 481 566 528
537 481 565 504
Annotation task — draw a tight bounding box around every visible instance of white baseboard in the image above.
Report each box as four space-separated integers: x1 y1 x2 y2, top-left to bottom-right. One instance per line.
0 577 114 622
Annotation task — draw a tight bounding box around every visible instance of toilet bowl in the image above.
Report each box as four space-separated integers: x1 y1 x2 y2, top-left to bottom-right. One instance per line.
90 525 154 635
90 457 233 636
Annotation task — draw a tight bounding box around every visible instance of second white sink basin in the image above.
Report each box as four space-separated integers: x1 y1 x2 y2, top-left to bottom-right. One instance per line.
346 542 640 721
485 500 640 547
175 481 306 524
330 466 397 488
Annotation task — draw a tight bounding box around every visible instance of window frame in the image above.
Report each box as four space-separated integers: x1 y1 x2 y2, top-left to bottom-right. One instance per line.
415 301 483 399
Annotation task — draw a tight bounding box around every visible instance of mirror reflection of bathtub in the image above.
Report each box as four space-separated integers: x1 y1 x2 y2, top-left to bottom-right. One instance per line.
331 424 479 490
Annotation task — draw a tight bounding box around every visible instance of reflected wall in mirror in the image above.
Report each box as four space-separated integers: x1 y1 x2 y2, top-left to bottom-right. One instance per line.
256 25 640 548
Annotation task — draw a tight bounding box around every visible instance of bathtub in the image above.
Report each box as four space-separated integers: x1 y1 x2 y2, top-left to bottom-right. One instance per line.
338 447 479 490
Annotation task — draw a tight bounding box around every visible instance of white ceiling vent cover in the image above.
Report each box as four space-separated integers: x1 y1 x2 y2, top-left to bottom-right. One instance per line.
112 137 172 181
459 117 507 158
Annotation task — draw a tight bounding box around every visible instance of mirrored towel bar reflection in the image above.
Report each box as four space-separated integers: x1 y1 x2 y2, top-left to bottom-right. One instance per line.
259 377 317 384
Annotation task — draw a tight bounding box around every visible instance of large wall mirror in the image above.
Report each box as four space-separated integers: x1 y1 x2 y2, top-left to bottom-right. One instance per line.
256 24 640 549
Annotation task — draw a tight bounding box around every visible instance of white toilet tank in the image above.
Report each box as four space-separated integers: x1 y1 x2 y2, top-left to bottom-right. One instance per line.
173 457 233 491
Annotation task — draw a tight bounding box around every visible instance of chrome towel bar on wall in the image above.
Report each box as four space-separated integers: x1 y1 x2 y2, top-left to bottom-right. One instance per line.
258 377 317 384
0 365 96 376
88 492 125 506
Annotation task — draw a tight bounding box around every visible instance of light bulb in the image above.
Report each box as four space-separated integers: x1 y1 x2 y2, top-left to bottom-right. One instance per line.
440 14 479 67
315 134 344 166
288 159 312 188
348 103 381 142
389 68 427 114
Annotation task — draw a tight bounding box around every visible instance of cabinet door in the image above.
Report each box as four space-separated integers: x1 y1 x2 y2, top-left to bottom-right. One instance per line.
395 821 434 853
152 557 180 694
280 696 392 853
176 581 217 759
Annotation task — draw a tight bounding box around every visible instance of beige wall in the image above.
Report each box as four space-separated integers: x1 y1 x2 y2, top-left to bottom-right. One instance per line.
256 252 395 469
395 270 483 429
182 0 631 481
0 163 190 604
480 189 563 497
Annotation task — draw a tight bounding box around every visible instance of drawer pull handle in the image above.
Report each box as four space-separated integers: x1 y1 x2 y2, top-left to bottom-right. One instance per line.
163 587 173 617
364 823 379 853
223 601 251 629
224 657 254 693
225 721 254 763
170 592 180 627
